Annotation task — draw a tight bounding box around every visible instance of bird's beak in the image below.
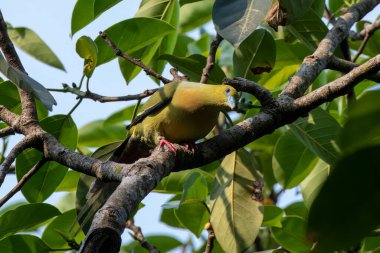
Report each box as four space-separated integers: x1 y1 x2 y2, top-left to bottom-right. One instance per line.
227 93 236 110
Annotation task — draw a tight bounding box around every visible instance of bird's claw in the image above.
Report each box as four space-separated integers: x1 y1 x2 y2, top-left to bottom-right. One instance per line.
182 142 196 152
159 139 176 154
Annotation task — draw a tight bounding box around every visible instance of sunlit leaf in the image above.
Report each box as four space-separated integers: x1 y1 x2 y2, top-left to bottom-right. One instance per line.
0 235 51 253
76 36 98 77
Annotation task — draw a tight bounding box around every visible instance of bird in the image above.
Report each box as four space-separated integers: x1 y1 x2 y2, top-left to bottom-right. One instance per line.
76 81 238 231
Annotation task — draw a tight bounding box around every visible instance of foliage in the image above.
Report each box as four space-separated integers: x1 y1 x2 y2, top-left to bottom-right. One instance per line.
0 0 380 252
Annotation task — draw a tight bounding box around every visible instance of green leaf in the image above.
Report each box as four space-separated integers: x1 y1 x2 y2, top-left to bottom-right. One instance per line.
300 159 330 208
308 145 380 253
272 216 313 252
156 169 213 194
181 171 208 202
160 54 225 83
160 195 185 229
339 90 380 152
328 0 344 13
361 237 380 253
288 108 341 164
212 0 272 46
16 115 77 202
104 103 142 126
0 235 51 253
179 0 213 32
273 130 318 189
262 205 283 228
286 9 328 51
0 80 48 120
0 203 60 239
233 29 276 80
175 201 210 237
284 202 308 220
280 0 314 23
7 27 65 71
0 53 56 111
76 36 98 77
71 0 122 35
78 120 127 147
55 170 81 192
172 34 195 57
122 235 182 253
42 209 85 249
95 17 175 66
210 149 263 253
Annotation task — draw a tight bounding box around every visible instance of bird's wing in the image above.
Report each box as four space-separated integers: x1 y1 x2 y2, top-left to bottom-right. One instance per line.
127 82 179 130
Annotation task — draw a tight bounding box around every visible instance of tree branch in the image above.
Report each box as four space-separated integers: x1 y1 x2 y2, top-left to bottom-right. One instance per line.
0 158 47 207
281 0 380 98
328 56 380 82
49 84 158 103
0 136 38 187
0 126 15 138
200 34 223 84
99 31 171 84
126 219 159 253
350 18 380 40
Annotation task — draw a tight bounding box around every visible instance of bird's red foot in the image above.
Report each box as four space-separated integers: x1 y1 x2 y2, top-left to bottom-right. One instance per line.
182 142 196 152
159 139 176 153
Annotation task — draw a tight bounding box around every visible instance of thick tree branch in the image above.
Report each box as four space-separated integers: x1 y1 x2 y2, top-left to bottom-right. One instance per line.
99 31 171 84
200 34 223 84
350 18 380 40
281 0 380 98
49 84 158 103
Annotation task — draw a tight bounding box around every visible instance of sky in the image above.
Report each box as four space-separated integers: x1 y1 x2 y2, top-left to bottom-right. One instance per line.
1 0 379 252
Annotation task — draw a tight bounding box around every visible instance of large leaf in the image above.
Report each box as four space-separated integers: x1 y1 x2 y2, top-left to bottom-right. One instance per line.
262 205 283 228
55 170 81 192
16 115 77 202
339 90 380 153
233 28 276 80
78 120 127 147
280 0 314 23
71 0 122 35
273 131 318 189
0 80 48 119
286 9 328 51
272 216 313 252
0 235 51 253
212 0 272 46
0 203 60 239
119 0 179 84
159 54 225 83
7 26 65 71
210 149 263 253
42 209 85 249
0 53 56 111
288 108 341 165
308 145 380 253
95 17 175 66
179 0 214 32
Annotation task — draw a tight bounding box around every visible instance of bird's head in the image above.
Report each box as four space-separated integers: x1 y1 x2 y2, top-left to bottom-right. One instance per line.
224 85 238 110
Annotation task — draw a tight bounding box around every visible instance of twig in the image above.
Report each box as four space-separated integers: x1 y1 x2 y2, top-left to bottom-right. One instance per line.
125 219 159 253
293 54 380 112
200 34 223 84
328 56 380 82
49 84 158 103
99 31 171 84
0 136 37 187
224 77 276 108
170 68 189 82
0 158 47 207
323 4 336 25
0 126 15 138
281 0 379 99
350 19 380 40
353 32 370 62
204 223 215 253
67 98 83 116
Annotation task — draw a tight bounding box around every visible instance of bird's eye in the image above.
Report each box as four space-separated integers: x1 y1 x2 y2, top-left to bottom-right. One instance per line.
225 88 231 94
